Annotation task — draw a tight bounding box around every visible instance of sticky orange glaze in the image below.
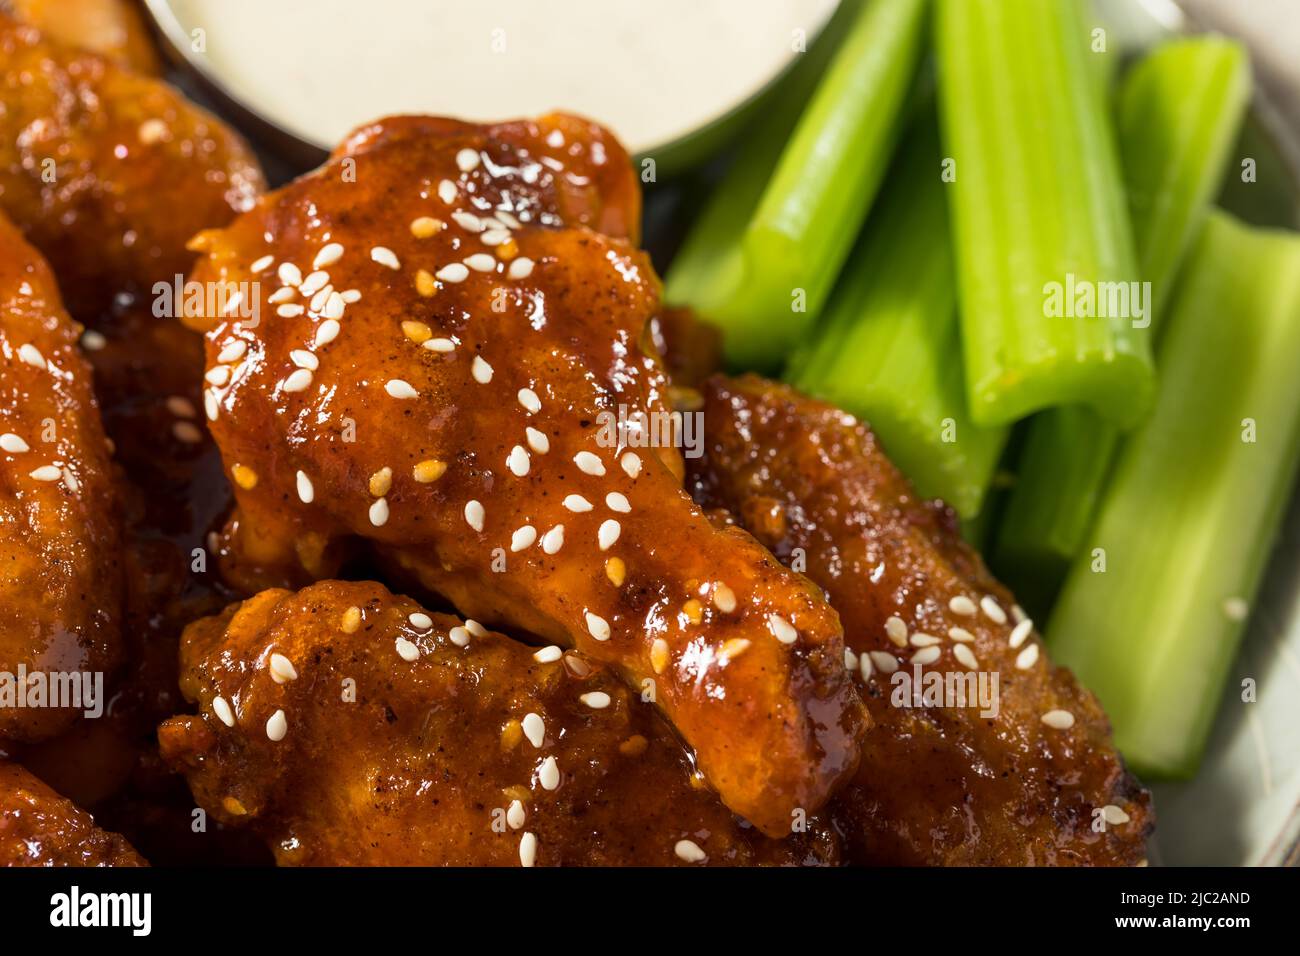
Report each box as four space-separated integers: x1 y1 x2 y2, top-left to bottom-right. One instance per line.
4 0 162 74
181 113 866 835
0 760 143 865
159 580 841 866
688 376 1154 866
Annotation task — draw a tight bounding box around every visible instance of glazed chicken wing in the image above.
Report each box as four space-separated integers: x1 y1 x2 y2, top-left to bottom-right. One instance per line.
688 376 1153 866
158 580 839 866
1 760 143 865
2 0 161 74
180 114 865 835
0 12 264 320
0 211 121 742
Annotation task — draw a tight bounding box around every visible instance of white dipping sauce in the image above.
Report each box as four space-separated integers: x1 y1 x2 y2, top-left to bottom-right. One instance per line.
167 0 839 153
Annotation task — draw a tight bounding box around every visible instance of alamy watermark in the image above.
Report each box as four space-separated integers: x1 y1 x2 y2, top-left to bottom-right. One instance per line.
0 666 105 718
153 275 261 327
889 664 1000 718
1043 273 1151 329
595 404 704 459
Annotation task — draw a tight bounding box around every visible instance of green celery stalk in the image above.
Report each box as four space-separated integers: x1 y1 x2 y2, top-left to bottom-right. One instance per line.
664 0 928 371
993 36 1251 607
935 0 1153 427
788 123 1007 518
1048 210 1300 778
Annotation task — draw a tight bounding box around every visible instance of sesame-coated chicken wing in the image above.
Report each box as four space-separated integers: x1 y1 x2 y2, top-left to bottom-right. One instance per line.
180 114 866 835
0 760 143 865
0 12 264 320
0 211 121 742
158 580 840 866
687 376 1153 866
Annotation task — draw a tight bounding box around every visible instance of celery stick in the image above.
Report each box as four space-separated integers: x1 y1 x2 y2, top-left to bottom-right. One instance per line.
664 0 928 371
788 124 1006 518
1048 211 1300 778
993 37 1251 602
935 0 1152 427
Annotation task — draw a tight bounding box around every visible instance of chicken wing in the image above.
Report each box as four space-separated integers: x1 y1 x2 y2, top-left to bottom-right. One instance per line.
158 580 839 866
179 114 865 835
687 375 1153 866
0 760 143 865
0 12 264 320
0 211 121 742
2 0 161 74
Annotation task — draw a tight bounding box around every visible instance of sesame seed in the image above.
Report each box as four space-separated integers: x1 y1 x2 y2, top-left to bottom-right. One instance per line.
511 525 537 552
437 179 458 204
1042 709 1075 730
494 209 521 229
869 651 898 674
425 337 456 352
251 255 275 274
465 620 486 637
370 246 401 270
621 452 642 478
341 606 362 633
413 459 447 483
518 388 541 413
401 613 431 632
369 497 390 527
410 216 444 238
563 494 593 512
341 289 362 304
980 596 1007 624
481 229 510 246
674 840 706 863
452 211 484 232
60 468 79 494
912 646 941 666
507 800 526 829
1101 805 1130 825
859 652 873 680
525 427 549 454
138 118 168 144
650 638 670 673
465 253 496 272
1 433 30 453
314 244 344 269
844 648 858 670
310 285 335 312
385 379 418 400
299 271 330 296
270 653 299 683
1012 603 1028 624
217 340 247 363
449 626 470 647
278 262 303 286
290 349 319 370
204 366 231 386
712 583 736 613
949 595 977 616
212 696 235 727
574 451 605 476
314 320 341 347
948 626 975 643
282 368 313 392
909 633 941 647
507 445 530 477
414 269 437 297
521 713 545 748
456 148 480 172
605 557 626 586
720 638 751 662
1016 643 1040 670
204 390 219 421
534 646 562 663
597 519 621 551
605 492 631 513
471 355 493 383
953 644 979 669
580 691 611 709
17 343 44 369
465 499 485 532
508 257 535 280
266 709 288 741
519 832 537 867
1009 618 1033 648
541 524 564 554
767 614 797 644
401 320 432 344
322 292 345 319
395 637 419 662
290 470 313 504
1223 597 1249 621
884 616 909 647
538 756 560 791
268 286 296 304
231 463 258 490
497 237 520 260
81 330 106 351
585 612 611 642
222 291 245 316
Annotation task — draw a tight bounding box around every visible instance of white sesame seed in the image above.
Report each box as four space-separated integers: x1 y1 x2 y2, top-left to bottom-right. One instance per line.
314 244 344 269
712 584 737 613
519 832 537 867
1016 643 1040 670
290 349 319 370
620 452 642 478
204 366 230 386
494 209 521 229
266 709 287 741
278 262 303 286
534 645 563 663
291 470 313 504
385 379 418 400
424 338 456 353
948 626 975 643
437 179 457 203
61 468 79 494
508 257 535 280
309 285 335 313
282 368 313 393
1009 618 1034 649
173 419 204 442
269 652 299 683
522 712 545 748
517 388 541 413
949 595 977 616
541 525 565 554
395 637 420 662
507 800 526 830
597 519 621 551
511 525 537 552
18 344 45 368
909 633 941 647
449 626 470 647
1101 805 1131 825
322 292 345 319
869 651 899 674
250 255 275 274
465 499 485 532
221 290 245 316
580 691 611 709
525 427 549 454
507 445 530 477
884 615 909 646
912 646 941 666
29 465 61 482
465 253 496 272
1012 603 1028 624
370 246 401 270
204 390 219 421
574 451 605 476
585 612 611 641
451 211 484 232
212 695 235 727
844 648 858 670
341 289 362 304
605 492 631 513
1042 709 1075 730
767 614 797 644
674 839 706 863
481 229 511 246
953 644 979 669
456 148 480 172
538 756 560 790
471 355 493 383
80 330 106 351
369 497 390 527
268 286 296 304
0 433 29 453
980 596 1007 624
859 651 873 680
277 304 305 318
563 494 592 513
466 619 487 638
217 340 247 363
314 320 341 347
299 271 330 296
